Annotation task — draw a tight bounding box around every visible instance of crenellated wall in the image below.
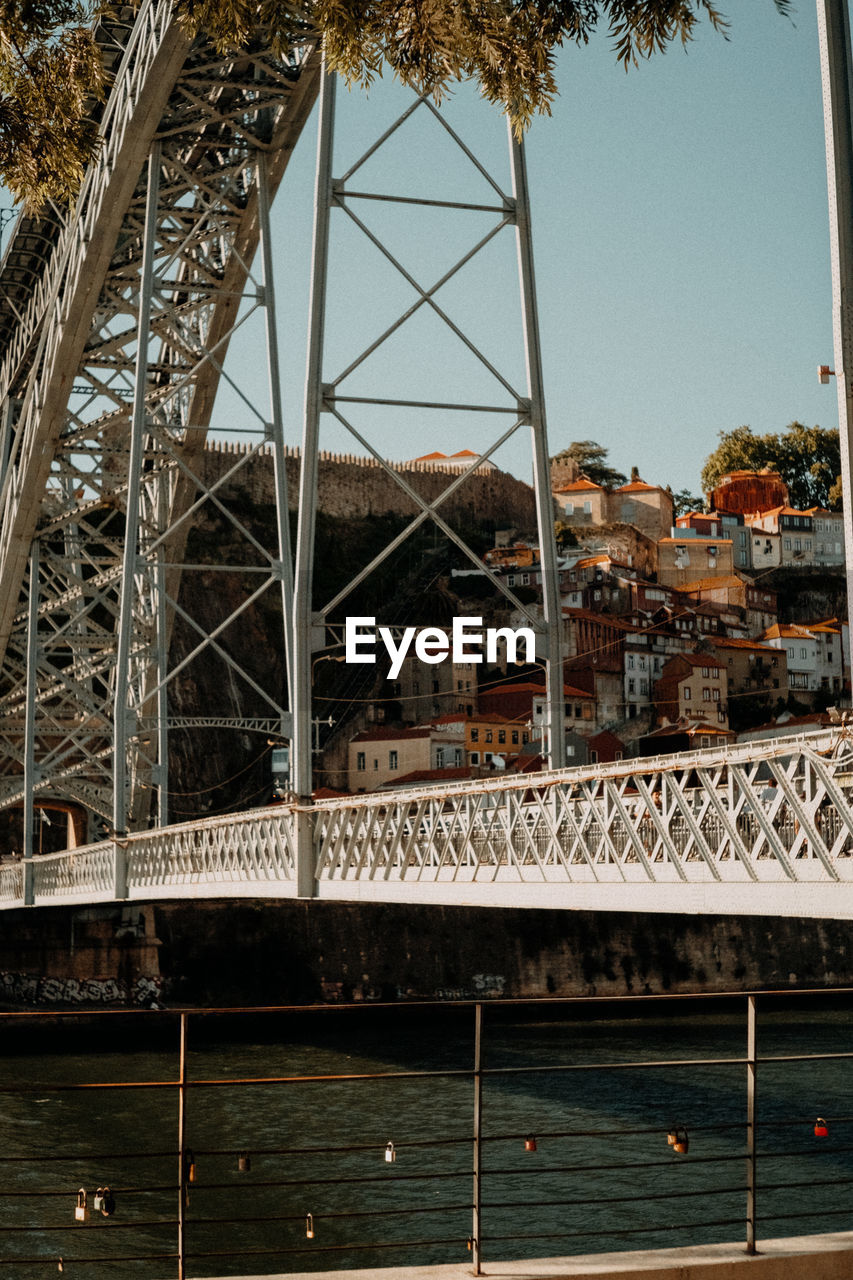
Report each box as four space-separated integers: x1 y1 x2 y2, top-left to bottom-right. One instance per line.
196 442 540 528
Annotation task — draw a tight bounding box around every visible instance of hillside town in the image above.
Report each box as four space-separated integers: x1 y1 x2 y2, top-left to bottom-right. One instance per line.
320 450 849 797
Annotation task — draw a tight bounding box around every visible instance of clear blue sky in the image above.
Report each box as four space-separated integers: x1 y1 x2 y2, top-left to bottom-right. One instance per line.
214 1 836 499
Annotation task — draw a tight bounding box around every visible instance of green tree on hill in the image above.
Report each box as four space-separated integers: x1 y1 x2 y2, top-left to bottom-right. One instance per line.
551 439 627 489
3 0 790 210
701 422 842 510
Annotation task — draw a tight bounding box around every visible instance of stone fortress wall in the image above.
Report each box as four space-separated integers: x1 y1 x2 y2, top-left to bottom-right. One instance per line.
197 441 540 528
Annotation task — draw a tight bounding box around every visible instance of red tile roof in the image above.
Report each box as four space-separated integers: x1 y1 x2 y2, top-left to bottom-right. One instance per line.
615 480 662 493
554 478 605 493
709 636 779 653
350 725 434 744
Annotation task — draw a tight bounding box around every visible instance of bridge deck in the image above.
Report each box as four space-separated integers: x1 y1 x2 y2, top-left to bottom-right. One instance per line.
5 728 853 918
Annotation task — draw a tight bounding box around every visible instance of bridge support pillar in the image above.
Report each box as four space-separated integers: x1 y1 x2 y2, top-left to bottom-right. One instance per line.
818 0 853 653
114 141 161 837
22 541 38 904
294 805 316 899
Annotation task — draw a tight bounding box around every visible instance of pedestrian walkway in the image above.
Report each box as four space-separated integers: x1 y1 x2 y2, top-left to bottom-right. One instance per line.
199 1229 853 1280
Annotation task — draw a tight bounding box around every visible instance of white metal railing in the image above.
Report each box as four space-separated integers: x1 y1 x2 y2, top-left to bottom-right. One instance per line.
4 729 853 916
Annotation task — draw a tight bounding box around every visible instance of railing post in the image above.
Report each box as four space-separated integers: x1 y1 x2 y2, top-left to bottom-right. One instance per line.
178 1011 187 1280
746 994 757 1255
471 1001 482 1275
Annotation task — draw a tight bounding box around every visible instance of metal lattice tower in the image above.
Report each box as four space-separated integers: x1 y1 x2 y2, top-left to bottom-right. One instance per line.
0 2 563 873
0 4 319 848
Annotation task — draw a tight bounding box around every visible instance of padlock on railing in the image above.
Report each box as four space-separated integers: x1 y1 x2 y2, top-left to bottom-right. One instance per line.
238 1151 251 1173
815 1117 829 1138
74 1188 88 1222
667 1126 689 1155
385 1142 396 1163
524 1135 537 1152
100 1187 115 1217
93 1188 104 1213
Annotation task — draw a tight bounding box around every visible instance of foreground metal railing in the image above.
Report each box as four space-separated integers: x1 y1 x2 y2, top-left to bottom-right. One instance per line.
5 729 853 916
1 990 853 1278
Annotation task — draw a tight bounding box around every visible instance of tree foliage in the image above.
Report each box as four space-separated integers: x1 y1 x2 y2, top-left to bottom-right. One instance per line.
672 488 704 515
551 438 627 489
0 0 105 210
700 422 842 511
2 0 790 211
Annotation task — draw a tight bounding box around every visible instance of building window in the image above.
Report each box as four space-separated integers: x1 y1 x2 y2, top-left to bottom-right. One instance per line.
701 666 710 678
521 573 530 585
628 655 635 669
485 730 493 742
784 538 792 550
590 750 598 763
373 758 379 770
700 735 711 748
583 500 592 513
507 575 516 587
357 752 365 771
522 732 529 744
484 752 493 763
498 730 506 744
436 748 445 767
702 687 711 700
511 731 519 744
800 647 807 660
389 751 398 770
713 688 720 701
471 728 479 742
684 686 691 700
628 678 636 694
470 751 479 764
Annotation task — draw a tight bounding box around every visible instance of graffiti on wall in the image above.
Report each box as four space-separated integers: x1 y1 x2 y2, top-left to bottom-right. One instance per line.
0 971 165 1007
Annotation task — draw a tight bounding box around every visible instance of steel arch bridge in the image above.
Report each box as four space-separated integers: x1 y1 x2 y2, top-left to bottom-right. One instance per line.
3 0 853 919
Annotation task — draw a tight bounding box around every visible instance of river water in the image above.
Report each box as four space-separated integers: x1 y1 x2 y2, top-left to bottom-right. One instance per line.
1 998 852 1278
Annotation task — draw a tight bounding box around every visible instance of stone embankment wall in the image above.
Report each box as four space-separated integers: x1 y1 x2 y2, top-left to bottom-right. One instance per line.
1 899 852 1007
198 442 540 528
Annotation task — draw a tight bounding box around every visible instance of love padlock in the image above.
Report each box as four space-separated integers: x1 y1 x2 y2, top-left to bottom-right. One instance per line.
385 1142 396 1163
100 1187 116 1217
74 1188 88 1222
93 1188 104 1213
